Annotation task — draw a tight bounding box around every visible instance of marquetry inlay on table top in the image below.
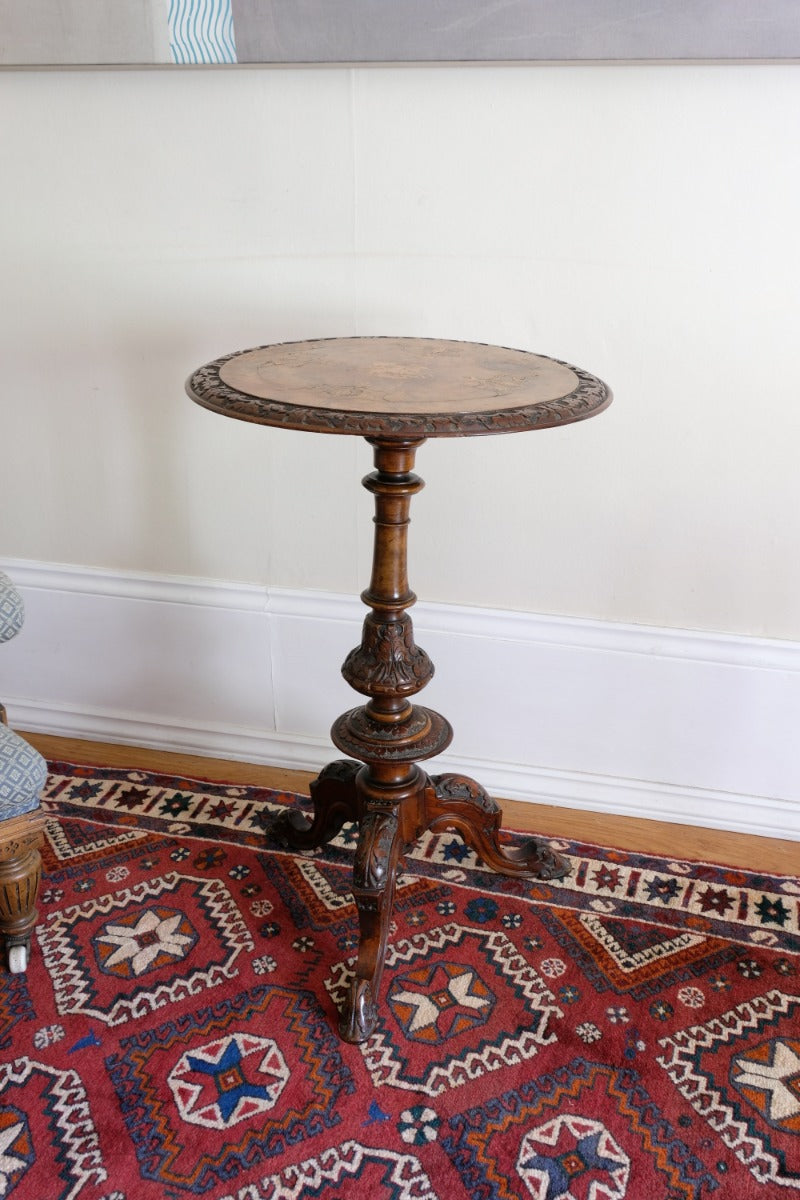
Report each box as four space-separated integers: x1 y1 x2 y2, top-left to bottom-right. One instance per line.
187 336 611 438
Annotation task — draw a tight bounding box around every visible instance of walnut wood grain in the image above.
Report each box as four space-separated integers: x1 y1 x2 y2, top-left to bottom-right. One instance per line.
187 336 611 439
273 437 570 1042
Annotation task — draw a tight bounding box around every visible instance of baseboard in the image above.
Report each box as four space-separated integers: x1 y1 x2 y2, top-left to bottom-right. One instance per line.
2 557 799 840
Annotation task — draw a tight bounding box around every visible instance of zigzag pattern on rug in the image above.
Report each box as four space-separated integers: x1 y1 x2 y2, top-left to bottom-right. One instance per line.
2 759 798 1199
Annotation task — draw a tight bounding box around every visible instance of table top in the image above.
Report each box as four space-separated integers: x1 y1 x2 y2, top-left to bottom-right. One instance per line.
186 337 611 438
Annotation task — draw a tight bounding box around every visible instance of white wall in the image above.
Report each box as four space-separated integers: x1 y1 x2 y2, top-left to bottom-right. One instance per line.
2 63 799 639
1 64 799 835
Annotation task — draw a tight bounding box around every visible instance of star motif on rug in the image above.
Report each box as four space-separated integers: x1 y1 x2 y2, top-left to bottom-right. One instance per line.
95 905 197 977
388 961 495 1043
696 885 735 916
731 1037 800 1131
185 1042 273 1122
516 1114 630 1200
0 1109 33 1193
755 896 791 927
168 1033 290 1129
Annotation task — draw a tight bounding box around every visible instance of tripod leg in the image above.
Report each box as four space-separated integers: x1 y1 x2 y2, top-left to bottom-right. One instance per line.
271 759 360 851
424 773 569 881
338 803 404 1043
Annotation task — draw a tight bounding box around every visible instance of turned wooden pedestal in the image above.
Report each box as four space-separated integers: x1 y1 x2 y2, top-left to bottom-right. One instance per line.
188 336 611 1043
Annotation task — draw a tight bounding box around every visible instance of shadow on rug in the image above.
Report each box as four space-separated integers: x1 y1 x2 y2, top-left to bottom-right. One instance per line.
3 759 799 1199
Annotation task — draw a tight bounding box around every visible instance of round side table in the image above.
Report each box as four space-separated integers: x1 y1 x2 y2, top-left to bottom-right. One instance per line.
187 336 611 1042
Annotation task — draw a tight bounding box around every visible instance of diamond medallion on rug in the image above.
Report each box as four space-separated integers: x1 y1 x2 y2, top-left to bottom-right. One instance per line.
326 922 561 1097
106 985 354 1192
442 1058 717 1199
37 871 253 1026
658 989 800 1190
0 758 796 1200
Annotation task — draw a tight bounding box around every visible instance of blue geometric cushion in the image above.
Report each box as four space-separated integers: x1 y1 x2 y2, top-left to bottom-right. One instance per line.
0 724 47 820
0 572 24 644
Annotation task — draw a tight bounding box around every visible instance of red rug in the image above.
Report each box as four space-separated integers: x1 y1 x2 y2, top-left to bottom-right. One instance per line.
3 760 799 1199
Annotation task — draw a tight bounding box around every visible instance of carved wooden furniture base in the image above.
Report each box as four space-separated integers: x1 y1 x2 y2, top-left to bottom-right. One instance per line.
0 806 46 973
272 436 569 1044
274 759 568 1042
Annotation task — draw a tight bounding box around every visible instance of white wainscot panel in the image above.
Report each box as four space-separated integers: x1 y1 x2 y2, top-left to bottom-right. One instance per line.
1 562 275 753
2 559 798 840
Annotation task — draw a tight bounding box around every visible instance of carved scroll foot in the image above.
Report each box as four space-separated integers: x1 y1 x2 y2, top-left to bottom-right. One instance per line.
425 773 570 882
338 801 404 1043
270 759 361 851
339 978 378 1043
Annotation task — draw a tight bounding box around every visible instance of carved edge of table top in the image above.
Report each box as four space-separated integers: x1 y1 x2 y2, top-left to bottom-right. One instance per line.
186 341 612 438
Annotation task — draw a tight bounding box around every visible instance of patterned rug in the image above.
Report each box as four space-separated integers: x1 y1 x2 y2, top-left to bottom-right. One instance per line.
3 760 799 1199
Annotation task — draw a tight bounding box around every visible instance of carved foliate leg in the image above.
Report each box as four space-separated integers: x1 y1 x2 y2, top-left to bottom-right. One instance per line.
0 808 46 970
425 774 570 882
271 759 361 851
339 803 403 1043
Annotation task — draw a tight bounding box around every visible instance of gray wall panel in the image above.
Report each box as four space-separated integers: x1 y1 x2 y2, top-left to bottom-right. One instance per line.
0 0 170 65
231 0 800 63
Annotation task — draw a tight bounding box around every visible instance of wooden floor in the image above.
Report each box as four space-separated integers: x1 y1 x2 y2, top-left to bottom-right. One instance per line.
25 732 799 876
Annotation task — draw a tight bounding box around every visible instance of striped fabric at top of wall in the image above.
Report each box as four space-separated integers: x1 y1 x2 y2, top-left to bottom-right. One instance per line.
168 0 238 64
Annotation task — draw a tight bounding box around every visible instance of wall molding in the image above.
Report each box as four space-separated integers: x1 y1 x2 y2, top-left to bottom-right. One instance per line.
2 557 798 841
